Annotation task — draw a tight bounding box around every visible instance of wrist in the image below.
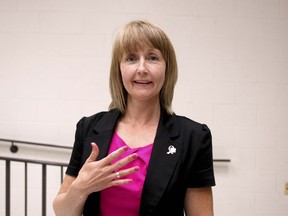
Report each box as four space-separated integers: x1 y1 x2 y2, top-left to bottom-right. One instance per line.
69 180 89 201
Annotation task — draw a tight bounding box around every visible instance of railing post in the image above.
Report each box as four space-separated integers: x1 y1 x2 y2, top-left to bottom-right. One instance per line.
25 163 27 216
42 164 47 216
0 155 70 216
6 160 10 216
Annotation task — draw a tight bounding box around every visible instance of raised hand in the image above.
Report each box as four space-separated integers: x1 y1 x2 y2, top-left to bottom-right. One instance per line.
71 142 139 198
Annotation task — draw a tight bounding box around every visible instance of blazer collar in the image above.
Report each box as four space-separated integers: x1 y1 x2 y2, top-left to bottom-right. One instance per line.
91 109 122 160
93 109 121 133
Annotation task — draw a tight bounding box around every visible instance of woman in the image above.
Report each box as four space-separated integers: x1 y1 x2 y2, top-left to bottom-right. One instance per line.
53 20 215 216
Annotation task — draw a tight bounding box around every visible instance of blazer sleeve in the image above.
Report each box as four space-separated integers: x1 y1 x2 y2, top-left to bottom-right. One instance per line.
65 117 86 177
185 124 215 188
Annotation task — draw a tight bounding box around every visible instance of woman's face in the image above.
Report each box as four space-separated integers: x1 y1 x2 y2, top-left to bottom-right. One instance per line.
120 44 166 103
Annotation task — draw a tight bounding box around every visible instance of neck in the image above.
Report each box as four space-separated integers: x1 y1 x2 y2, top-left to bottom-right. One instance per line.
123 99 161 126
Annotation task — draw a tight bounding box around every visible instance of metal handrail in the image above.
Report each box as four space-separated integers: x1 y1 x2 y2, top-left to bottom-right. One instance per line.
0 156 68 166
213 159 231 162
0 138 231 162
0 138 72 153
0 156 67 216
0 137 230 216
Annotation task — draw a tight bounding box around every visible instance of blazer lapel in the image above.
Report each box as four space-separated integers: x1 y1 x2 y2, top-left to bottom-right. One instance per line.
139 111 182 216
83 110 121 162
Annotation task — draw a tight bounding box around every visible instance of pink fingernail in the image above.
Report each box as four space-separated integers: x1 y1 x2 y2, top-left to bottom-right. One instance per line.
122 146 128 151
132 153 138 159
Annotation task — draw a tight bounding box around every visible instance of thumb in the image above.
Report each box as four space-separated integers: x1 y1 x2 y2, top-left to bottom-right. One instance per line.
86 142 99 163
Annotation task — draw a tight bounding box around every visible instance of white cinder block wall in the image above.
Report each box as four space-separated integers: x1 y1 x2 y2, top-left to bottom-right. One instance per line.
0 0 287 215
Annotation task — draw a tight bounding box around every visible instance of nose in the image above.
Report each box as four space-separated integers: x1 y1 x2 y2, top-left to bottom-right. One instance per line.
137 58 148 74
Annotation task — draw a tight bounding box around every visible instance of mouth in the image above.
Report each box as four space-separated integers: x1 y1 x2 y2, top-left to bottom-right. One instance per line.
134 80 152 84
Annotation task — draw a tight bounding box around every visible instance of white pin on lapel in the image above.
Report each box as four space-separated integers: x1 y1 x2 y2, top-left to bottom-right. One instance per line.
167 145 176 155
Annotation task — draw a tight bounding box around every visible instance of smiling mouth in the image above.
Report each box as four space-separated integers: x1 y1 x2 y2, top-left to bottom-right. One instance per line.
134 80 152 84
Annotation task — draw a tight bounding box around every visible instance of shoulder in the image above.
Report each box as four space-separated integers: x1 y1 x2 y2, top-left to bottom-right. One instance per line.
76 109 121 134
172 113 211 134
77 109 119 126
78 111 108 125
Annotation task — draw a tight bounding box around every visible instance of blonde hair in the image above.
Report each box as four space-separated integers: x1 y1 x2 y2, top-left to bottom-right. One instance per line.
109 20 178 115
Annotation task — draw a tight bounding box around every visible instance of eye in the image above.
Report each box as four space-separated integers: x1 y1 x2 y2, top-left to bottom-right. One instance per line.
148 54 159 61
125 55 137 62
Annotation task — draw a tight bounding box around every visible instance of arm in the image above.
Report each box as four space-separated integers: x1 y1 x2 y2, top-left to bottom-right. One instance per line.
184 187 214 216
184 124 215 215
53 175 85 216
53 143 139 216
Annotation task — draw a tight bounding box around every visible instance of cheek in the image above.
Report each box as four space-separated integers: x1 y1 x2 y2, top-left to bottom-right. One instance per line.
120 64 127 80
120 65 131 88
160 75 165 89
120 63 133 76
159 66 166 86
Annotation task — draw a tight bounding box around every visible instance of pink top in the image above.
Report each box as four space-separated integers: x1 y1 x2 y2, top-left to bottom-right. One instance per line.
100 132 153 216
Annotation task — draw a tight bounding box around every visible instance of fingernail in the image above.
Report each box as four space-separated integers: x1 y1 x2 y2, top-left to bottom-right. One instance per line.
132 153 138 159
135 166 140 171
122 146 129 151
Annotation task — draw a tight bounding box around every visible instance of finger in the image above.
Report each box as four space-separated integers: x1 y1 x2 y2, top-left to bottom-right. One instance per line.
102 146 129 165
86 142 99 163
109 179 133 187
110 153 138 171
114 166 139 179
107 167 140 187
115 171 121 179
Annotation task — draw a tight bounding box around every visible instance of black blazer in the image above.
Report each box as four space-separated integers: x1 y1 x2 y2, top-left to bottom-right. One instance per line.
66 109 215 216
